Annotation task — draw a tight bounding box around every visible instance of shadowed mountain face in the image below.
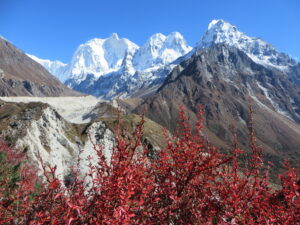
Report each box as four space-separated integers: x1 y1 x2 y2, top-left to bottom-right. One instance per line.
135 44 300 175
0 37 80 97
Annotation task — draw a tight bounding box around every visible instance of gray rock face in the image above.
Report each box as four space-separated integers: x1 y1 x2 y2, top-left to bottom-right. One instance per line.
160 44 300 123
0 98 165 181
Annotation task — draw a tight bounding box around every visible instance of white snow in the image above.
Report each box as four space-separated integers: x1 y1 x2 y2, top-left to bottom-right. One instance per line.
290 98 299 112
256 81 293 119
62 34 139 83
250 55 289 71
0 96 101 124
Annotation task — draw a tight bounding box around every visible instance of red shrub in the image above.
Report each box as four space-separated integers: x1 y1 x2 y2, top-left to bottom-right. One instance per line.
0 141 37 224
0 106 299 224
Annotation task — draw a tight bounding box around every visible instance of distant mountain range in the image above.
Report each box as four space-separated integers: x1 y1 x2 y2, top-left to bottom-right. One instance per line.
29 20 300 101
28 32 192 99
26 19 300 122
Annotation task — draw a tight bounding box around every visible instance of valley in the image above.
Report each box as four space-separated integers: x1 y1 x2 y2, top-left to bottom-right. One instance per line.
0 19 299 181
0 1 299 220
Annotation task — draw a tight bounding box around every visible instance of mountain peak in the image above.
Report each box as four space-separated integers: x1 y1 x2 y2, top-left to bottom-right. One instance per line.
147 33 167 46
109 33 119 39
197 19 295 68
85 38 105 46
164 32 192 55
165 32 188 46
64 34 139 82
207 19 221 29
168 32 184 39
132 32 191 70
198 19 240 48
207 19 232 30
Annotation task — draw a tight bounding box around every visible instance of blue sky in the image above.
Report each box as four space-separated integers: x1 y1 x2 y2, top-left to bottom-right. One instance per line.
1 0 299 62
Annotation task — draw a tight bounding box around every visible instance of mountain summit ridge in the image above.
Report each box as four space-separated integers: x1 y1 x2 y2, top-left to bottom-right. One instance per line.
29 32 192 99
29 20 299 99
197 19 296 69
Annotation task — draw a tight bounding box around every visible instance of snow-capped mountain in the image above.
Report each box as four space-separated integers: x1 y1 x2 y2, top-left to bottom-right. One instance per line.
29 32 192 99
192 20 300 121
196 19 296 69
27 54 68 82
133 32 192 70
65 33 139 84
29 19 299 99
68 32 191 99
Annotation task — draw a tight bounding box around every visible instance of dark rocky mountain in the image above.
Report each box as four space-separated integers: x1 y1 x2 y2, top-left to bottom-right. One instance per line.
0 37 80 97
135 44 300 176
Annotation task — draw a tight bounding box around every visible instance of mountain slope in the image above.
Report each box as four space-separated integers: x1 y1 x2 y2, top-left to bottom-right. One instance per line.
135 44 300 177
0 99 113 178
0 37 80 97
